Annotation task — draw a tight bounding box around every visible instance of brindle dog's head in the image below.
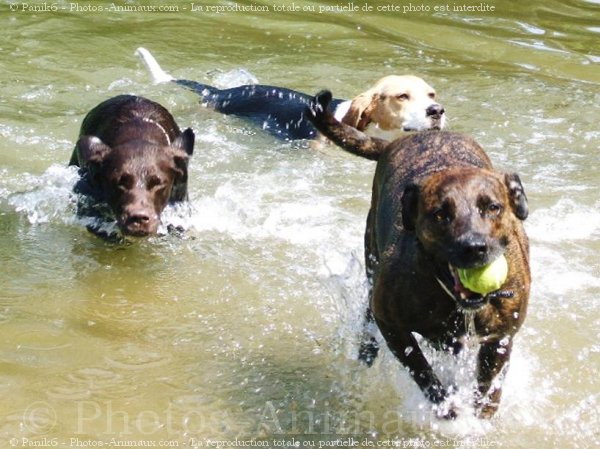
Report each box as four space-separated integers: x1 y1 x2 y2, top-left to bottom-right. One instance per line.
76 131 193 236
401 167 528 308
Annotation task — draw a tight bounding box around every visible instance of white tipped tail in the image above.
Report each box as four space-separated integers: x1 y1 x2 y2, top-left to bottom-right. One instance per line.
135 47 174 84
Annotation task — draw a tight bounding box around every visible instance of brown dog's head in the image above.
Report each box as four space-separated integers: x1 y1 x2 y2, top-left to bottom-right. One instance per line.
76 130 194 236
401 167 528 308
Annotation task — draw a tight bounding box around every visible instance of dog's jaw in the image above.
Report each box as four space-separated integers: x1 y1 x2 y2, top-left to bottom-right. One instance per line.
435 264 515 311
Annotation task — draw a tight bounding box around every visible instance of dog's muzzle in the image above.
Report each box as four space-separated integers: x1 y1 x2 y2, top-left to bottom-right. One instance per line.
427 104 445 131
435 264 514 310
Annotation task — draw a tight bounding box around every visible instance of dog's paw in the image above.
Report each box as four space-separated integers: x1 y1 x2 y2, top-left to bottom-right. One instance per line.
474 396 500 420
434 388 460 420
434 400 459 420
425 382 449 404
166 223 186 237
308 90 333 117
476 404 498 420
358 337 380 367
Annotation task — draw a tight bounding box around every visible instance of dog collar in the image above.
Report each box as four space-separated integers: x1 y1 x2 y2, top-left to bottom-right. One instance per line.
436 276 515 303
436 276 456 301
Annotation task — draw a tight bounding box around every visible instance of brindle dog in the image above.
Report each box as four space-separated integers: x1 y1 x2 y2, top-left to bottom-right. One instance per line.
306 91 530 419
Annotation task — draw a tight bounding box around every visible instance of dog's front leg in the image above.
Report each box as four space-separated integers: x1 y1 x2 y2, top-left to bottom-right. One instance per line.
475 337 513 419
377 321 449 405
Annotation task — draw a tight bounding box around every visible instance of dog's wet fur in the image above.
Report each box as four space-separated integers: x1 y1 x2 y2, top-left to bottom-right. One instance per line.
69 95 194 238
176 79 344 140
307 91 531 419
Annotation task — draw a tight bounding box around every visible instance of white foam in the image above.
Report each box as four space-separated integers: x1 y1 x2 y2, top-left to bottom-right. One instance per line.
527 198 600 242
532 251 600 296
7 165 79 225
499 339 554 426
212 69 259 89
526 199 600 297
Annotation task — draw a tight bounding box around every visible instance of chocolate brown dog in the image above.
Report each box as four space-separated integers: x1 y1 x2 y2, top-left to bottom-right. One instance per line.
69 95 194 237
306 91 530 419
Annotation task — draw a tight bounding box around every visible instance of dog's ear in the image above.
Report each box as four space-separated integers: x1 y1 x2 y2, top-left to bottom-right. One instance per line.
166 146 190 181
76 136 112 167
504 173 528 220
342 92 379 131
166 145 191 202
172 128 195 156
401 184 420 231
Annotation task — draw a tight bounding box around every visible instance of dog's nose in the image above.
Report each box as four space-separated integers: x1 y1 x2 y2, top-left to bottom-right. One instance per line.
461 240 488 263
465 241 488 258
127 212 151 225
426 104 445 119
123 212 153 235
455 235 489 265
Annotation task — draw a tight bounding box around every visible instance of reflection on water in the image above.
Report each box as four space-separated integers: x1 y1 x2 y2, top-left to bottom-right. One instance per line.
0 1 599 448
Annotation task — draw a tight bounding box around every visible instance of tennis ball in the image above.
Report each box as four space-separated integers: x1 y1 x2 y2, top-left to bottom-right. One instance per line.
457 255 508 295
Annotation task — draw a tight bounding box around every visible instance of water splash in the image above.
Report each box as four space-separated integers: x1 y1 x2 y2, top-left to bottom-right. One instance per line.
464 311 477 340
211 68 259 89
7 165 79 224
527 198 600 242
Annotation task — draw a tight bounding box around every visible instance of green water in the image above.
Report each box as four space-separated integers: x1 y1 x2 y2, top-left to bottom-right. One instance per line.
1 1 599 448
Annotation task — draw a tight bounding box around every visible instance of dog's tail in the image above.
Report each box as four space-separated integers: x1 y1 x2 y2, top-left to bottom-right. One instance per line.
135 47 175 84
135 47 219 99
305 91 388 161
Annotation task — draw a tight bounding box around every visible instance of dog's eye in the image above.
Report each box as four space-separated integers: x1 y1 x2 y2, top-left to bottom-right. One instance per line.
488 203 502 214
396 93 410 101
428 92 436 99
481 203 503 217
433 209 450 223
147 176 165 191
117 174 134 191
